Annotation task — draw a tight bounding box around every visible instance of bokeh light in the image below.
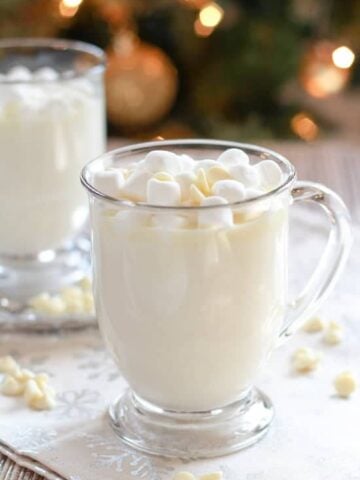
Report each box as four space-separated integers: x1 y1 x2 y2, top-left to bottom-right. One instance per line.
291 112 319 141
59 0 83 17
199 2 224 28
332 46 355 69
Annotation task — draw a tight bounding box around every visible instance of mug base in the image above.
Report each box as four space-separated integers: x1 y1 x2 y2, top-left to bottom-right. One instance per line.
108 387 273 459
0 235 95 332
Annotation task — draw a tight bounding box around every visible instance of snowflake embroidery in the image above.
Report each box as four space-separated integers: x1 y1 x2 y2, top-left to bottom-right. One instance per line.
82 433 176 479
55 389 102 419
74 345 120 382
9 426 57 453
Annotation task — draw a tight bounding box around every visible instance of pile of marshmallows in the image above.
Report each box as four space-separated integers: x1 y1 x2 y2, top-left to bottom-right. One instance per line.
0 65 93 116
0 356 56 410
93 148 284 228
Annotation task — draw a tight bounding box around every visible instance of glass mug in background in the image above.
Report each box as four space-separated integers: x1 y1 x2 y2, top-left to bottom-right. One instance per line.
81 140 352 458
0 39 106 309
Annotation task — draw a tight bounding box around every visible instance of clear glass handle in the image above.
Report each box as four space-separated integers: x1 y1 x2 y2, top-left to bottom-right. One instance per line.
279 180 352 341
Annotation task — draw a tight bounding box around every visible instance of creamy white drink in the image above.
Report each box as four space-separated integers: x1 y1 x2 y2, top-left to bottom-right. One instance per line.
90 149 288 412
0 66 105 256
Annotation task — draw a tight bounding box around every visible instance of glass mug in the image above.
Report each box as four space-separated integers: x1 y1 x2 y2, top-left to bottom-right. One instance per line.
0 38 106 308
81 139 351 458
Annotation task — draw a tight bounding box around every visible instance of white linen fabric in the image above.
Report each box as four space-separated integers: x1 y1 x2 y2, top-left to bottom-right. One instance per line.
0 206 359 480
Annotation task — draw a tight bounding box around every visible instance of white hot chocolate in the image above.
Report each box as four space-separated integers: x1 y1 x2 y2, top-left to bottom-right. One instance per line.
91 149 288 412
0 66 105 256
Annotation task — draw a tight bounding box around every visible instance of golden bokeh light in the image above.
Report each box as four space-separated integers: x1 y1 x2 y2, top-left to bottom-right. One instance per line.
291 113 319 141
199 2 224 28
194 18 214 37
332 46 356 69
59 0 83 17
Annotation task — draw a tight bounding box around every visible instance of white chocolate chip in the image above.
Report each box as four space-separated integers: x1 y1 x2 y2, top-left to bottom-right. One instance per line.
154 171 174 182
189 184 205 205
198 473 223 480
218 148 249 167
207 165 231 185
29 390 56 410
0 356 19 374
172 473 197 480
78 276 92 291
24 379 43 404
0 375 24 396
303 316 325 333
212 179 246 203
334 371 357 398
292 347 321 373
195 168 211 196
15 368 35 382
324 321 343 345
34 373 49 389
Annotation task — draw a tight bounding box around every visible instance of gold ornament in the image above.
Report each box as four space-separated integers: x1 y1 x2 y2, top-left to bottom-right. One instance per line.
300 41 351 98
106 33 178 129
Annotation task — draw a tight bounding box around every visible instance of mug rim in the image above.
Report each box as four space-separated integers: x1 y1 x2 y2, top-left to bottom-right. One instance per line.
0 37 106 84
81 139 297 211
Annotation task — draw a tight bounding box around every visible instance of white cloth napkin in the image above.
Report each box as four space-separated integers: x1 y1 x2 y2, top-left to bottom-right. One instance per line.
0 208 359 480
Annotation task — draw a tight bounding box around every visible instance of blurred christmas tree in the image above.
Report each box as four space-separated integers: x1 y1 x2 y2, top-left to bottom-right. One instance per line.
0 0 359 140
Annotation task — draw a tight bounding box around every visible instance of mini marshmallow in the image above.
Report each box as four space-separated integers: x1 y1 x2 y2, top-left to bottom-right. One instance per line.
152 214 188 229
93 170 125 197
180 154 195 170
212 179 246 203
7 66 32 82
255 160 283 189
334 371 357 398
207 165 231 185
229 164 260 188
121 170 150 202
292 347 321 373
143 150 183 175
198 196 233 228
195 168 211 196
0 356 19 374
33 67 59 81
0 375 24 396
172 473 196 480
176 171 197 200
147 178 181 206
218 148 249 168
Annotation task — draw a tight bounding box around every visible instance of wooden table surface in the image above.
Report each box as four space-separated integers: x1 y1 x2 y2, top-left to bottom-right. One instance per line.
1 139 359 480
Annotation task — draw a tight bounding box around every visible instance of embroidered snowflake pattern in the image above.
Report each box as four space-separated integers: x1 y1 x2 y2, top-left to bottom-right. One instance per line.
55 389 102 419
74 345 120 382
9 427 57 453
82 433 176 479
